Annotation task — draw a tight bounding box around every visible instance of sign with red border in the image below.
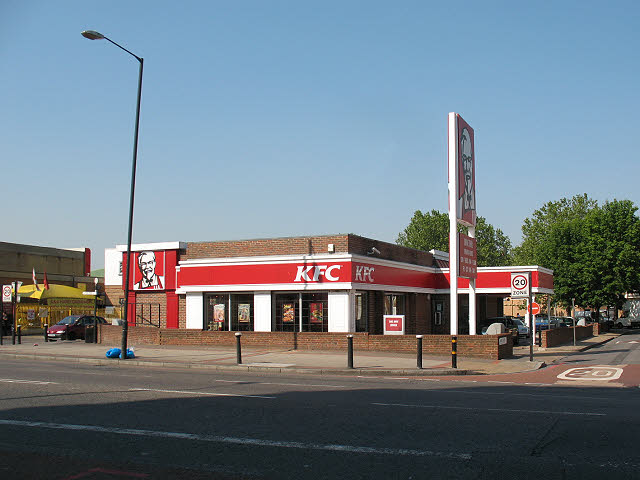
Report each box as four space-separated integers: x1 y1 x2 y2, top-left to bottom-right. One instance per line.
384 315 405 335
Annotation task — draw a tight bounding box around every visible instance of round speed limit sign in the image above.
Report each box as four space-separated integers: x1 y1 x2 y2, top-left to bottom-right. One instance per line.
510 273 529 298
2 285 12 303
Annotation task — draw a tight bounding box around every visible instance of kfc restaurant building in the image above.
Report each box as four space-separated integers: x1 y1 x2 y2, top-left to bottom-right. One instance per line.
104 235 553 354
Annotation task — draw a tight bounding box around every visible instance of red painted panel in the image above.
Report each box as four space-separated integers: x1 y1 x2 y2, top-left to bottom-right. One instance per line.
166 292 179 329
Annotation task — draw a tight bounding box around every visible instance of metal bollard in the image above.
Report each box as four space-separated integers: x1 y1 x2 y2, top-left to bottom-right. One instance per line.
12 325 16 345
44 324 49 342
416 335 423 369
235 332 242 364
347 334 354 369
451 335 457 369
17 325 21 345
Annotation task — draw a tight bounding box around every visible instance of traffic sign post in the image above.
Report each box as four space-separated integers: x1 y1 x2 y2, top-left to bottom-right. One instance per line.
2 285 12 303
510 273 529 298
527 302 540 315
527 273 534 361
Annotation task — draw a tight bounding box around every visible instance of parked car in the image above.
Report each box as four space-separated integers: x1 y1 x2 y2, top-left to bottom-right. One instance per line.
512 318 530 338
47 315 107 341
535 317 551 331
481 317 519 345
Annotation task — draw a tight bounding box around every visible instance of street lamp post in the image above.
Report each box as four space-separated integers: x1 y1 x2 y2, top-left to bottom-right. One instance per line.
82 30 143 360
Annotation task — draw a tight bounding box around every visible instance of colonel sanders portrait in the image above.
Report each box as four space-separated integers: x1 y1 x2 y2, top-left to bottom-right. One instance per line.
459 126 475 219
134 251 164 290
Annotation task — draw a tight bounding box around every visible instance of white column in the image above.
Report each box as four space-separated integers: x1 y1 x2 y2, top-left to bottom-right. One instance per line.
468 225 477 335
185 292 204 330
448 112 459 335
253 292 272 332
328 291 351 332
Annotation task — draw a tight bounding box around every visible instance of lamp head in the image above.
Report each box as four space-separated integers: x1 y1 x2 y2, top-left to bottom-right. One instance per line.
81 30 105 40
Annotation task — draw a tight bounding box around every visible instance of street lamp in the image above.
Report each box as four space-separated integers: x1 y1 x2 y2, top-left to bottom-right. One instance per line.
82 30 143 360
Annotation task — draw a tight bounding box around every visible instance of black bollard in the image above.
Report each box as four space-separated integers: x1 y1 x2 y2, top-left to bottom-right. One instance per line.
416 335 423 369
235 332 242 364
44 324 49 342
11 325 16 345
17 325 21 345
451 335 457 369
347 334 354 369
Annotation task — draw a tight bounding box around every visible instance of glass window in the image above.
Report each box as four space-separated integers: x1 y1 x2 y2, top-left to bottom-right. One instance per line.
230 294 254 331
355 292 368 332
301 293 328 332
274 293 299 332
206 294 229 331
384 294 405 316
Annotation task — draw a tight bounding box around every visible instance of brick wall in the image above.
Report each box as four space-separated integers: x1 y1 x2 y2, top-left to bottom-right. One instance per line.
184 235 350 260
97 325 512 359
541 325 594 348
182 234 434 267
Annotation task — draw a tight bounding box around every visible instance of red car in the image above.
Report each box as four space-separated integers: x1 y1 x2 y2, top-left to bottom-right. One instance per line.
47 315 107 341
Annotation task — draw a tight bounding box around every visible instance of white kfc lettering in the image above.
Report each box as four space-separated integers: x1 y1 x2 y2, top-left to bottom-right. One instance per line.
295 266 314 282
355 266 374 283
325 265 341 281
295 265 342 282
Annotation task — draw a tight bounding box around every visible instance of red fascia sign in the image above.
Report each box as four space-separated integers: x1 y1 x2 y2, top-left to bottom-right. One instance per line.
178 260 438 290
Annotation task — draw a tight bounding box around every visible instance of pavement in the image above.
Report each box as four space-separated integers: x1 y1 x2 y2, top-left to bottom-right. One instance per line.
0 332 620 376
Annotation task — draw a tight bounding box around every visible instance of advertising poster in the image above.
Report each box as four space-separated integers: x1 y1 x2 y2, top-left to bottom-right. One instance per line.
283 303 295 323
214 304 226 323
238 304 250 323
310 303 323 324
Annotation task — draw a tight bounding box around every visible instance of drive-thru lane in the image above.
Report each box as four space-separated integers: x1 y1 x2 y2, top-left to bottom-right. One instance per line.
421 332 640 388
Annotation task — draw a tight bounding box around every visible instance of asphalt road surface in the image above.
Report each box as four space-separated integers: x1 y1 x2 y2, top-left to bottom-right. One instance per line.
0 338 639 479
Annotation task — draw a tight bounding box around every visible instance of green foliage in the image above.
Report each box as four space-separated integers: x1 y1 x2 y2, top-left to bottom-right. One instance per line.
522 196 640 311
513 193 597 266
396 210 512 266
396 210 449 252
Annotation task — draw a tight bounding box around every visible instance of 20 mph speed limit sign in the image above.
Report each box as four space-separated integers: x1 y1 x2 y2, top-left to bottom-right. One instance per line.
2 285 12 303
510 273 530 298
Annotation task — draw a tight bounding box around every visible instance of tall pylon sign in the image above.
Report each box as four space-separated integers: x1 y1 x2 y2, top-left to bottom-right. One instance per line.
448 113 477 335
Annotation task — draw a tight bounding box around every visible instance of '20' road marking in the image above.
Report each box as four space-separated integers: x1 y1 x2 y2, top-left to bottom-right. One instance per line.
557 366 623 381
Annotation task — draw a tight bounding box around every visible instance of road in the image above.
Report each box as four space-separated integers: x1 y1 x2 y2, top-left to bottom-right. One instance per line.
0 336 639 479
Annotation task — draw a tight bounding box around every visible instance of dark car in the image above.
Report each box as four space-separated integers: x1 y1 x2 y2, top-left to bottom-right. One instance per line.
47 315 107 341
481 316 519 345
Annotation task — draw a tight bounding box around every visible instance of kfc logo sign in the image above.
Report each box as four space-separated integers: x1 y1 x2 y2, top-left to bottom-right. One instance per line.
294 265 342 282
354 266 374 283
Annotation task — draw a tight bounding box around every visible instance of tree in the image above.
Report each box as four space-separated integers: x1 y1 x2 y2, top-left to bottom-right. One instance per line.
530 198 640 315
396 210 449 253
513 193 597 266
396 210 513 266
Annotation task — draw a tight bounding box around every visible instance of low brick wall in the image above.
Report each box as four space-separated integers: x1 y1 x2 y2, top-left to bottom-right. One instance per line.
541 325 594 348
98 325 513 360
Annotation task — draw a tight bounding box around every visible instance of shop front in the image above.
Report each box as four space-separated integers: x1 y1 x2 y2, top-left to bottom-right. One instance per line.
104 234 553 337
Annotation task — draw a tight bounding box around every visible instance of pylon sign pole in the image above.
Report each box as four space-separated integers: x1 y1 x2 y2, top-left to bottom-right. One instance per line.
448 113 476 341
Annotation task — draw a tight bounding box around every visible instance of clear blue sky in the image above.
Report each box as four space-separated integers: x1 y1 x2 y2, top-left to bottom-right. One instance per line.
2 1 638 269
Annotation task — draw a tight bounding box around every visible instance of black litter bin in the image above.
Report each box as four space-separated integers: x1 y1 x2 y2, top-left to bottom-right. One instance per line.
85 325 95 343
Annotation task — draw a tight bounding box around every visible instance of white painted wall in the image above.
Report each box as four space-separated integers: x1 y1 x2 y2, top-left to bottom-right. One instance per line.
328 291 351 332
104 248 122 286
254 292 272 331
185 292 204 329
